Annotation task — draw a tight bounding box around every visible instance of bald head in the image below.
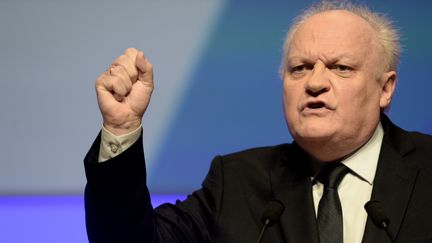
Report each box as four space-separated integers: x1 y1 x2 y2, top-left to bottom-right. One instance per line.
280 2 400 77
289 10 383 76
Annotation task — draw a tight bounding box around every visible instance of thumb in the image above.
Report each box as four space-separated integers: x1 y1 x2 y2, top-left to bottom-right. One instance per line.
136 51 153 83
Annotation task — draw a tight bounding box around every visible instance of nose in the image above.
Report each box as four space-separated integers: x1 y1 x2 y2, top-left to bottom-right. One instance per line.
305 62 330 97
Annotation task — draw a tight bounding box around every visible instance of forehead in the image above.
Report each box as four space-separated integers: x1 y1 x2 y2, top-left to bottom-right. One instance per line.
288 10 379 61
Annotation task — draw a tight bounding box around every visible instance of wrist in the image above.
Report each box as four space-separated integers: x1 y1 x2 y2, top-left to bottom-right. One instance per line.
103 120 142 136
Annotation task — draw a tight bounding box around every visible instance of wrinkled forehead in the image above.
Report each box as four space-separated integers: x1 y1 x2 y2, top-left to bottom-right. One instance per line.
288 10 381 59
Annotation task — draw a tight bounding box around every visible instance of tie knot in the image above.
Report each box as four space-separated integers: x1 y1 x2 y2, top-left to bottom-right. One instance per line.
318 163 350 188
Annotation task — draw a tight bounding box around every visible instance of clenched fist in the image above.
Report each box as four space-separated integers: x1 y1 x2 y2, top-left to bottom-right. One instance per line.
95 48 154 135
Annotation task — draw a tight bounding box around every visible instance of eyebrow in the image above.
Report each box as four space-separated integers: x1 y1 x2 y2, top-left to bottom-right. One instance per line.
287 53 358 66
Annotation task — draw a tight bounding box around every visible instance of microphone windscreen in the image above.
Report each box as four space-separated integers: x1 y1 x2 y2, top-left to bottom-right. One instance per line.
262 199 285 226
364 200 390 229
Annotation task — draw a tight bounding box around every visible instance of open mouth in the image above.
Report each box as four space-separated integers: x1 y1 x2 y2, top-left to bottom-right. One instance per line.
306 101 326 109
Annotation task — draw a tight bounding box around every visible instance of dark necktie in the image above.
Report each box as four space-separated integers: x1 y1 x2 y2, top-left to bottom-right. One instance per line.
317 163 350 243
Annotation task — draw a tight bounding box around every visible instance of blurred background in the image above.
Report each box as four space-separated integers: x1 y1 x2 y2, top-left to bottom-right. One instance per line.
1 0 431 242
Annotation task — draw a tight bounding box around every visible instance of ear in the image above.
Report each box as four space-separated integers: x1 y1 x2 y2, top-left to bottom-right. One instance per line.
379 71 397 109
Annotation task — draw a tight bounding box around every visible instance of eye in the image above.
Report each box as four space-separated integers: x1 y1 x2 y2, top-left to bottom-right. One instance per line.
290 64 313 75
331 64 353 73
292 65 306 73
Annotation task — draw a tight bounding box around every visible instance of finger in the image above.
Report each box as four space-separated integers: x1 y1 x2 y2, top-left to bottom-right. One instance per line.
112 54 138 82
99 73 128 102
113 93 125 102
95 72 113 92
110 65 133 92
125 47 138 62
136 51 153 83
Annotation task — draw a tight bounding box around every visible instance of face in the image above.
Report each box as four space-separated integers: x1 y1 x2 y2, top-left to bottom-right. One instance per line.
283 10 396 162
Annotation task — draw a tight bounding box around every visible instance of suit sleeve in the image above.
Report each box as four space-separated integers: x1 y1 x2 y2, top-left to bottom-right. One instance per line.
84 132 224 243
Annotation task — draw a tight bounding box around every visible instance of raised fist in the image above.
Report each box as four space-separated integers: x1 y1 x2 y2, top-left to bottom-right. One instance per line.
95 48 154 135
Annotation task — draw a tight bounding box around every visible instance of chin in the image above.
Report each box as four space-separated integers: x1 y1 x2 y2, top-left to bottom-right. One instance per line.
290 123 336 142
292 129 341 163
295 133 333 145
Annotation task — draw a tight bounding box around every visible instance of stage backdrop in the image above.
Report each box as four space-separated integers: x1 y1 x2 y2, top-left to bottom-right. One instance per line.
1 1 432 242
1 0 431 195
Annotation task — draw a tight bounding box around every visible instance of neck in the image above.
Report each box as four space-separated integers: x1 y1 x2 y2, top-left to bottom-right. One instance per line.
300 123 382 164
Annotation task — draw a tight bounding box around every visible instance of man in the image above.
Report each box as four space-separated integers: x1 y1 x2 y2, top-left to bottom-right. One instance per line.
84 1 432 243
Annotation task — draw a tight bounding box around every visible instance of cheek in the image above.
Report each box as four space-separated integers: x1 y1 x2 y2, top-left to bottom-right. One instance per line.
338 81 381 117
283 85 299 114
283 78 300 100
360 83 382 107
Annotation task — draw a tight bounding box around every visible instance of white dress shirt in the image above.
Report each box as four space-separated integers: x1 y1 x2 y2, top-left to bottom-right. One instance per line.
312 123 384 243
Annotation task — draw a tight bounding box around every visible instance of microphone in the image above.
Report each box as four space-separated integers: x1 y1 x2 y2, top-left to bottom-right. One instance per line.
364 200 396 243
255 199 285 243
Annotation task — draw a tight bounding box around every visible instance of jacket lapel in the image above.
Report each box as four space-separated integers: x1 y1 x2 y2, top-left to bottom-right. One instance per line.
362 117 420 243
271 144 320 243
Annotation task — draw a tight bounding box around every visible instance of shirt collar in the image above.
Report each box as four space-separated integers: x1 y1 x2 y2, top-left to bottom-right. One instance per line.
341 122 384 185
311 122 384 185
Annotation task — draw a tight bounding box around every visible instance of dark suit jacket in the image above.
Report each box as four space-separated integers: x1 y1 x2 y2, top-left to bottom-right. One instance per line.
84 116 432 243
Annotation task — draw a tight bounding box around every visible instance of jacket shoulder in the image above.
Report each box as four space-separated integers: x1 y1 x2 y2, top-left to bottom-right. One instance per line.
408 131 432 150
220 144 291 166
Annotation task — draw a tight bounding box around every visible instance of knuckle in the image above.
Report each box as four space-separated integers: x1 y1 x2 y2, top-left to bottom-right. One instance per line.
113 83 126 95
147 62 153 69
114 54 128 64
115 55 136 74
95 74 104 84
125 47 138 58
113 75 131 89
99 77 113 91
115 77 123 87
125 47 137 53
116 65 129 76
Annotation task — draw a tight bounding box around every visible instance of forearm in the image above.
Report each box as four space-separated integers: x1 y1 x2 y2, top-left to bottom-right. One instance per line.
84 132 154 243
86 48 157 242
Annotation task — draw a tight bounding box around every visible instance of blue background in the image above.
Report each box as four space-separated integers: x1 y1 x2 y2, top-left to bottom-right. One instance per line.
0 0 431 242
148 0 432 193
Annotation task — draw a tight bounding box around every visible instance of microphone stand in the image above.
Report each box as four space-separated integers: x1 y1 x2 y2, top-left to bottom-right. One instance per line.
255 218 270 243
